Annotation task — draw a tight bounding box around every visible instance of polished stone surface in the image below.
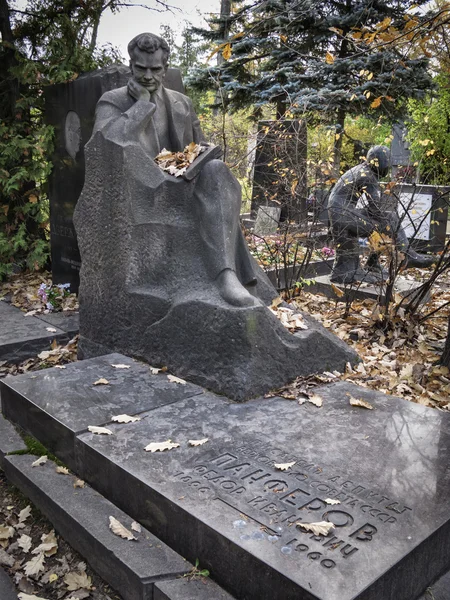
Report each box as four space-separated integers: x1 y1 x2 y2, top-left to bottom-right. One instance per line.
154 578 235 600
74 380 450 600
0 302 70 363
4 454 191 600
0 353 204 469
35 310 79 336
0 414 27 465
0 565 16 600
307 274 429 305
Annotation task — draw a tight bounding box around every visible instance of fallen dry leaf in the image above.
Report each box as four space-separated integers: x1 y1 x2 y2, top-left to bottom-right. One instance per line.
111 363 130 369
18 533 32 553
167 374 186 385
144 440 180 452
324 498 341 505
348 395 374 410
73 479 85 488
331 283 345 298
93 378 109 386
274 461 296 471
131 521 142 533
33 531 58 557
308 394 323 407
108 516 136 541
24 552 45 577
18 505 32 524
46 327 57 333
56 466 70 475
18 594 48 600
87 425 113 435
188 438 209 446
64 570 92 591
149 366 162 374
0 525 15 540
296 521 335 536
111 414 141 423
31 455 47 467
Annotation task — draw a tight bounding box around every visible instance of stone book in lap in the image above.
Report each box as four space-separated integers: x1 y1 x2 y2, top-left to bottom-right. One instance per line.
73 32 357 400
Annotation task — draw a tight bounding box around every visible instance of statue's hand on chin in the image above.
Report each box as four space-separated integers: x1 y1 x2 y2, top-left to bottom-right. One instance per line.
128 80 156 111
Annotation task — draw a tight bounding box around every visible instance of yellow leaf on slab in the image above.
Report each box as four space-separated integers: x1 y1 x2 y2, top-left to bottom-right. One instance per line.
188 438 209 446
308 394 323 407
111 414 141 423
325 498 341 505
55 466 69 475
111 363 130 369
108 516 136 541
167 374 186 385
93 378 109 386
87 426 113 435
32 455 47 467
274 461 296 471
74 479 85 488
144 440 180 452
349 395 374 410
296 521 335 536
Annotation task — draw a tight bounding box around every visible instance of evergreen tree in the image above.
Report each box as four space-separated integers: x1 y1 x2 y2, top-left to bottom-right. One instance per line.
192 0 432 168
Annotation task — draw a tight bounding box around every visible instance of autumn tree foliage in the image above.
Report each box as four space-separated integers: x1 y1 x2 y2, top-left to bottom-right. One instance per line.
192 0 432 169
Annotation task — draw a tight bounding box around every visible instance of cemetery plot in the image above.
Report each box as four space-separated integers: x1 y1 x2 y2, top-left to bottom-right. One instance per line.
18 375 443 600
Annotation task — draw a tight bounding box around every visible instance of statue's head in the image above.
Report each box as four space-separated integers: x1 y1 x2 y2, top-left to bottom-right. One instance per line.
128 32 170 93
366 145 391 178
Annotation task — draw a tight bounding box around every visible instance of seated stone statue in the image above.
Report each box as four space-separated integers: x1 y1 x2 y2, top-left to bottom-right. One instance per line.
91 32 260 308
327 145 435 284
73 31 357 400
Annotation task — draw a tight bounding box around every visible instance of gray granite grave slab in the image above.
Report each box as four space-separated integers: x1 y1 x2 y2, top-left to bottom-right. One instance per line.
73 381 450 600
307 274 429 304
4 454 192 600
419 569 450 600
0 414 27 466
154 578 236 600
0 301 70 363
0 353 204 469
254 206 281 236
0 565 16 600
35 310 79 336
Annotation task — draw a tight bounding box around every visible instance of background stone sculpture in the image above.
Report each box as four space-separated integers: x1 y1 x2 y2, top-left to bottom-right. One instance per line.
328 145 435 284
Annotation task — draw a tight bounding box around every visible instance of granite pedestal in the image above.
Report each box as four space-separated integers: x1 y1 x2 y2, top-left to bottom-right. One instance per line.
1 359 450 600
0 302 76 364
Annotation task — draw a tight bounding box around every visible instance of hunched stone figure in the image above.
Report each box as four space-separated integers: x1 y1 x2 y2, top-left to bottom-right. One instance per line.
327 145 435 284
93 32 259 307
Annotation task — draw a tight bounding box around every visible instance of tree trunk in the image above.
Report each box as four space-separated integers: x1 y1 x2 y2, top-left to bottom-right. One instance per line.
441 316 450 368
214 0 232 113
333 107 346 177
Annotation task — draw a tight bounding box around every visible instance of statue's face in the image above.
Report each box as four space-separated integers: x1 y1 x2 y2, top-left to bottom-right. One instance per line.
130 47 167 93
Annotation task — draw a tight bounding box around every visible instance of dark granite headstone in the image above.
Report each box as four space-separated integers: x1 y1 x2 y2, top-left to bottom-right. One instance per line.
395 183 449 253
44 65 185 293
251 120 307 223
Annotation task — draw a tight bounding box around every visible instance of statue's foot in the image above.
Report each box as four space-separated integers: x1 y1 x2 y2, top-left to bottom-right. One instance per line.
216 269 261 307
403 252 436 269
331 268 380 285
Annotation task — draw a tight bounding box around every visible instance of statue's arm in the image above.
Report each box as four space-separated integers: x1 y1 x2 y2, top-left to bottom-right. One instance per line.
93 95 156 141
